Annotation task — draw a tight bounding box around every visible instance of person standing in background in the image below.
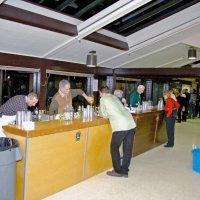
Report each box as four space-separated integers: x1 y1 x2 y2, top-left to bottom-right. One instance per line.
174 90 184 123
129 85 145 107
196 92 200 118
184 88 190 117
188 89 197 119
49 79 94 115
114 89 128 107
163 90 180 148
181 89 188 122
185 89 191 102
170 89 177 101
99 86 136 178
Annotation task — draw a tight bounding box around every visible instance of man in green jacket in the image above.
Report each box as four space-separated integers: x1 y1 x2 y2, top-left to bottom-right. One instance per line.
130 85 145 107
99 86 136 178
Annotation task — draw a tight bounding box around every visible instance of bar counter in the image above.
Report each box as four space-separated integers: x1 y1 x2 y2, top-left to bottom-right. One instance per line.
2 109 166 200
132 109 167 156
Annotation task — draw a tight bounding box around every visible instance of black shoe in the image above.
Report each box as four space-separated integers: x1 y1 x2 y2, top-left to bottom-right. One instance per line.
106 170 122 177
164 144 174 148
121 173 128 178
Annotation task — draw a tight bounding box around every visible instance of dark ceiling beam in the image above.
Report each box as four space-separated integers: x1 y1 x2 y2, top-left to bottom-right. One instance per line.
116 0 182 33
85 32 129 51
56 0 75 11
1 52 200 78
115 68 200 78
38 0 45 3
119 0 200 36
0 4 128 51
0 52 95 74
0 4 77 36
74 0 105 18
96 67 113 76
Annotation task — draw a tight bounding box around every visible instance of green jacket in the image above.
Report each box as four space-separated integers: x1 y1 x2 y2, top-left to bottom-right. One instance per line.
100 94 136 132
130 91 140 107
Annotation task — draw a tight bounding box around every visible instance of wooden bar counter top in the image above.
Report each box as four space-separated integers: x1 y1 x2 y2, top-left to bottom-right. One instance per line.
3 116 109 138
2 109 166 200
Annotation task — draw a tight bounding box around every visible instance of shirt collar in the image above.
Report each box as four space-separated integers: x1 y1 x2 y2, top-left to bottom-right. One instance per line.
59 89 66 98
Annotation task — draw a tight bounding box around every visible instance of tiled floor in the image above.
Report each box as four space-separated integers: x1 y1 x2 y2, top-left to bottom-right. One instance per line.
44 118 200 200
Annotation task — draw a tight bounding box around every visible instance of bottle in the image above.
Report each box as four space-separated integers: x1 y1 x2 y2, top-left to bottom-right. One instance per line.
78 105 81 113
81 105 84 112
33 107 39 121
192 144 197 150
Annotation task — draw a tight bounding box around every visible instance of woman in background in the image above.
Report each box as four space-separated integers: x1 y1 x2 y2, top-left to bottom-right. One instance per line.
174 90 184 123
163 90 180 148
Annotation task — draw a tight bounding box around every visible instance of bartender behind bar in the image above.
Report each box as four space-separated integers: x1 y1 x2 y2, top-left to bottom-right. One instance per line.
129 85 145 107
0 92 38 116
49 79 94 115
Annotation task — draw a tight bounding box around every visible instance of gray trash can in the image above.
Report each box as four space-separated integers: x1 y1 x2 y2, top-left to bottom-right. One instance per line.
0 137 22 200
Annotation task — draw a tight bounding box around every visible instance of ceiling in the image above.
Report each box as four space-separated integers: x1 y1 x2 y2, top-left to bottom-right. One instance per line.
0 0 200 69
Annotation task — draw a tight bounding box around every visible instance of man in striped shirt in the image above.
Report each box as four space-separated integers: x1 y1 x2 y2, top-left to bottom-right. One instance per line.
0 92 38 116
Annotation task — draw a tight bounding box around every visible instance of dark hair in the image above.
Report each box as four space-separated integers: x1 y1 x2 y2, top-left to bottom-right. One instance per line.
99 86 109 94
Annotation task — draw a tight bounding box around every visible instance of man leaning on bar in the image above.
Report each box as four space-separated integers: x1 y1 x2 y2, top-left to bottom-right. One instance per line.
0 92 38 116
0 92 38 137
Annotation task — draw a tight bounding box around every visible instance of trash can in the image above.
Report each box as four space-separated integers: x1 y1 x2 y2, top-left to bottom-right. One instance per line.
0 137 22 200
192 148 200 173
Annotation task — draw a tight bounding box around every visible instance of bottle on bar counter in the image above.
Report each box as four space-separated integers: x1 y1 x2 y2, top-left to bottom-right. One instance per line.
32 107 39 121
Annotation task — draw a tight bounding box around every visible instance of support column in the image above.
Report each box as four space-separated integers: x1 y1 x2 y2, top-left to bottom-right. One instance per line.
39 66 47 109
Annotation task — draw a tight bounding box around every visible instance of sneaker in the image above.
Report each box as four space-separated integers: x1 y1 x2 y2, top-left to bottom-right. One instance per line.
106 170 122 177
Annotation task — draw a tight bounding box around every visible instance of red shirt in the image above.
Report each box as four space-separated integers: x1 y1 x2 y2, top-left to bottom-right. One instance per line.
164 97 180 117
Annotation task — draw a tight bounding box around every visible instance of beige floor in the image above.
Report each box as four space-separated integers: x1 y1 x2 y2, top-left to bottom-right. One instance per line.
44 118 200 200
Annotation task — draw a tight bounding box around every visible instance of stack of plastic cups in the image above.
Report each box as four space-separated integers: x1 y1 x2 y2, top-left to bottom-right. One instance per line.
87 105 90 121
16 111 32 127
157 100 163 110
16 111 22 127
25 111 32 122
160 100 163 110
89 106 94 121
157 101 161 110
82 108 87 122
142 101 147 111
